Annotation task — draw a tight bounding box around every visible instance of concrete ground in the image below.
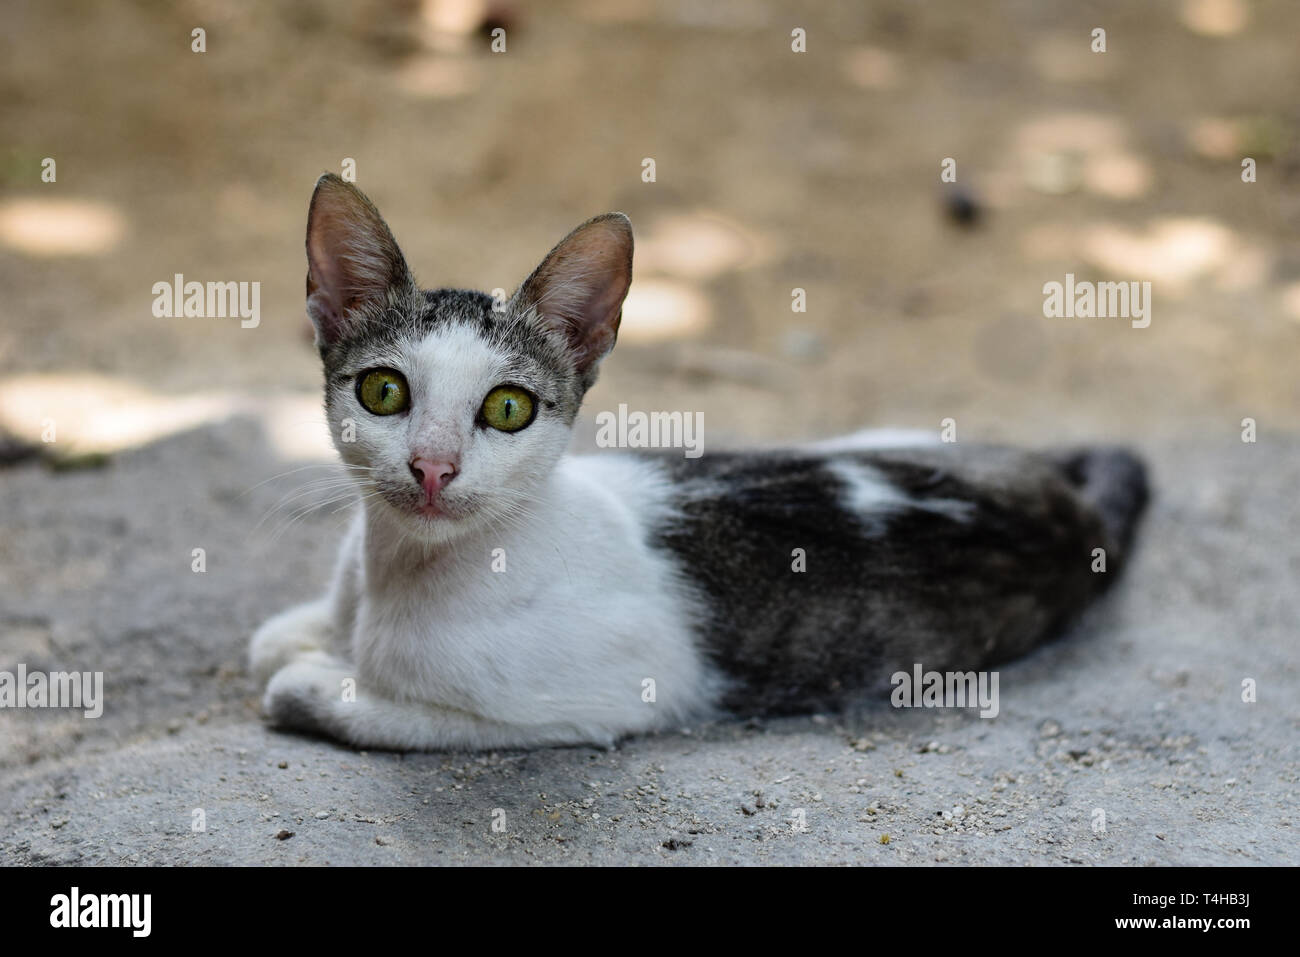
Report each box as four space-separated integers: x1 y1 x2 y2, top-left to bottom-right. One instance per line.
0 417 1295 865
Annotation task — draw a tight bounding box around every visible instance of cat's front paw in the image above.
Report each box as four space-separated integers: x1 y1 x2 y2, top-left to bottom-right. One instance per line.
262 651 355 742
248 599 332 685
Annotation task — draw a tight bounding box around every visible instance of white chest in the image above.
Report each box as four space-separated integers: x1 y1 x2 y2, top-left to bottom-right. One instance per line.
348 455 718 733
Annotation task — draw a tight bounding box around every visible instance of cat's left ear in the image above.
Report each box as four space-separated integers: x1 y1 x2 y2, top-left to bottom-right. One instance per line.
513 213 633 382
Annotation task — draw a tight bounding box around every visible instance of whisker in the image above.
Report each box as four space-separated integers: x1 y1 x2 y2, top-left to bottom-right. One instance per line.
239 462 374 498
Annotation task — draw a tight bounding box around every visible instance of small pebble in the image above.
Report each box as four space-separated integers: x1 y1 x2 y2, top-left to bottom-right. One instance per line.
942 186 982 228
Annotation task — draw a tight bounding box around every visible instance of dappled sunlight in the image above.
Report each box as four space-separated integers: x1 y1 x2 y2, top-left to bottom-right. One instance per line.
613 211 769 343
257 394 335 461
418 0 486 49
1021 215 1270 295
384 0 490 97
1083 152 1151 200
1013 113 1152 200
1282 283 1300 324
1081 218 1236 288
635 211 768 280
619 279 712 342
1187 117 1241 160
0 372 332 461
1186 114 1291 162
0 197 125 257
1180 0 1249 37
0 373 238 455
841 46 902 91
1016 114 1126 161
1212 243 1271 292
391 54 479 98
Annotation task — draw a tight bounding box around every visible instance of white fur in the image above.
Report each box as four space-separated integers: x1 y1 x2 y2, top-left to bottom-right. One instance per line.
330 324 579 546
826 459 974 528
251 324 717 750
253 456 715 749
249 328 949 750
249 598 333 685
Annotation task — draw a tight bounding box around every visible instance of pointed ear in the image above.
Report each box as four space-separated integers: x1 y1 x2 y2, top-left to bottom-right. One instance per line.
513 213 633 379
305 173 417 347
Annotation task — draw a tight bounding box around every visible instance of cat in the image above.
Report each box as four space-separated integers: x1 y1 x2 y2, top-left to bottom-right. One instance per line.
249 173 1149 750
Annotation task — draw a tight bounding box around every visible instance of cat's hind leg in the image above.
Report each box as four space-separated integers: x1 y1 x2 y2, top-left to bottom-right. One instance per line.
248 598 333 686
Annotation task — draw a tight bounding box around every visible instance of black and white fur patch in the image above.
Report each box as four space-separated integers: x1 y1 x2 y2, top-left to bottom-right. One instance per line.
650 444 1148 715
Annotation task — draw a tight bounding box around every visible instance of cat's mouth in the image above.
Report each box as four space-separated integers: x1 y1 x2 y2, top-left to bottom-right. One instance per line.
370 479 484 528
402 491 478 524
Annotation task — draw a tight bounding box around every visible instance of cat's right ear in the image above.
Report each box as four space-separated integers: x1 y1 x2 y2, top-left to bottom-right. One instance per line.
305 173 416 347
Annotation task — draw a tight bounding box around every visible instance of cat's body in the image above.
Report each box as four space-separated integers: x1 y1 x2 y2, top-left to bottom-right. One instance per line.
250 175 1148 751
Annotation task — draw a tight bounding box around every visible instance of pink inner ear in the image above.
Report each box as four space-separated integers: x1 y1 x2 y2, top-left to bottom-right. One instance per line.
306 233 347 321
524 214 633 372
304 176 413 343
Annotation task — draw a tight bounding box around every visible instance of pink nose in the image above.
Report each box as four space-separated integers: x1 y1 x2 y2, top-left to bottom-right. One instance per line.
409 457 458 503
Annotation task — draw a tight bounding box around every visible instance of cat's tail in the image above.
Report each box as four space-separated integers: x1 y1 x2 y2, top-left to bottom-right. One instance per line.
1054 446 1151 567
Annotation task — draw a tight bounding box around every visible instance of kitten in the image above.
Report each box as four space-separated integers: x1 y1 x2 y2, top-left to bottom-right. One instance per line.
249 174 1149 750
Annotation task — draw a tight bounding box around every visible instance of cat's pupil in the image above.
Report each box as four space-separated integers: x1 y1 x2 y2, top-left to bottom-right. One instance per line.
502 399 514 419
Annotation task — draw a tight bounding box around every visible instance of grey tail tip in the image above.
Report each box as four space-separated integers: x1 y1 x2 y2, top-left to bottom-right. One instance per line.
1059 446 1151 554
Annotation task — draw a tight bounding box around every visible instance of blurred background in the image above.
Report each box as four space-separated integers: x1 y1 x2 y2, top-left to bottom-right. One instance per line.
2 0 1297 465
2 1 1299 865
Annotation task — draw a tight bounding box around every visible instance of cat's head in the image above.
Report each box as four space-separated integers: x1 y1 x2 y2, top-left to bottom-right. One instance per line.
303 173 632 543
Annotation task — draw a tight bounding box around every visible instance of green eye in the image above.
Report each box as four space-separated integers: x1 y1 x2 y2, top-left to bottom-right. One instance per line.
356 368 409 416
481 385 536 432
